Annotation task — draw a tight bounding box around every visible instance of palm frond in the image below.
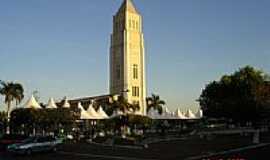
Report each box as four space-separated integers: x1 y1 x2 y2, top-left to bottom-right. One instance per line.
146 93 166 114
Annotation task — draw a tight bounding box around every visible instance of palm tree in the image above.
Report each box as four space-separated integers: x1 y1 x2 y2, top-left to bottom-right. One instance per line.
111 96 139 114
0 111 7 134
146 94 166 114
0 111 7 124
0 81 24 118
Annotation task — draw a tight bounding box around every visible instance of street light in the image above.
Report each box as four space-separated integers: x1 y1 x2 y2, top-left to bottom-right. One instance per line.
122 89 130 95
90 120 97 139
121 89 129 98
111 89 129 102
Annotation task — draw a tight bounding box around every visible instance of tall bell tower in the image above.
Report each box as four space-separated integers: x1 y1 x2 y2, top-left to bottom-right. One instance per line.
110 0 146 115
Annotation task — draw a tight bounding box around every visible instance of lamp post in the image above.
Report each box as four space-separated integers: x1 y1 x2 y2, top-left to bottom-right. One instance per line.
91 120 97 139
121 89 129 98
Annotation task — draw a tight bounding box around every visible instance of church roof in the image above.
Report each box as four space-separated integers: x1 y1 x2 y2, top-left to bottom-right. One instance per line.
118 0 139 14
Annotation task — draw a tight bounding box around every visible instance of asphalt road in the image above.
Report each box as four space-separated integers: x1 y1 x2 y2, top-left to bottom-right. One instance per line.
2 145 270 160
0 152 154 160
207 144 270 160
2 133 270 160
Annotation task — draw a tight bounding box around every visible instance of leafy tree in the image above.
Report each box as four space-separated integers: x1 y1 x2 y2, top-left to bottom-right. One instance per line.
10 108 79 135
146 94 165 114
198 66 270 125
0 81 24 117
107 114 152 136
127 114 152 130
10 108 37 135
0 111 7 121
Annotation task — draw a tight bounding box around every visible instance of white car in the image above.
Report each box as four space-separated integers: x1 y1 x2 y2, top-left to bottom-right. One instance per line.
7 136 62 155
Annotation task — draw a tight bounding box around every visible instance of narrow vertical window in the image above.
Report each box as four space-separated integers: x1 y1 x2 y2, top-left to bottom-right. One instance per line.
133 64 138 79
136 87 139 97
132 86 139 97
132 87 135 97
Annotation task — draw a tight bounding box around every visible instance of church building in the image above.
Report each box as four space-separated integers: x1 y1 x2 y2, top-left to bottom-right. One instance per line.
110 0 147 115
62 0 147 115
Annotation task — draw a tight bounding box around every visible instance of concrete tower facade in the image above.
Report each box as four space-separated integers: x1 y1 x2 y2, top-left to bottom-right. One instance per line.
110 0 146 115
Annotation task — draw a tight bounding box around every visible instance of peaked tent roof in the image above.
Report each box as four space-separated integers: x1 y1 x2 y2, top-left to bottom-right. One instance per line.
147 108 157 119
196 109 203 119
62 98 70 108
87 104 102 119
97 106 109 119
24 95 42 109
164 107 170 114
185 109 196 119
118 0 139 14
162 107 173 119
47 98 57 109
175 109 187 119
78 102 92 120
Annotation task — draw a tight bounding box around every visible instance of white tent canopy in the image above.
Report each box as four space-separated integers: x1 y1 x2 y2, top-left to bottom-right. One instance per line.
97 106 109 119
62 98 70 108
147 107 203 120
47 98 57 109
147 107 158 119
162 107 174 119
185 109 196 119
87 104 103 119
175 109 187 119
78 102 94 120
147 107 170 120
24 95 42 109
158 107 168 119
196 109 203 119
164 107 171 115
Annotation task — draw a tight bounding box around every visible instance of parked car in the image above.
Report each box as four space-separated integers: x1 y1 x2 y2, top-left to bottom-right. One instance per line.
0 134 28 152
7 136 62 155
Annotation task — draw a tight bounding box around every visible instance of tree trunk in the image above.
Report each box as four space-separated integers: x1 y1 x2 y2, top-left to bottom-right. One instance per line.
6 101 11 134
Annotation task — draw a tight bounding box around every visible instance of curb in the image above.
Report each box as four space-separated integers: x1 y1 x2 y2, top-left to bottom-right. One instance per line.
143 137 187 145
87 141 145 150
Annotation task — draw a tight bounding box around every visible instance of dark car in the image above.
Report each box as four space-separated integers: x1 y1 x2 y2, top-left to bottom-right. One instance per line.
7 136 62 155
0 134 28 152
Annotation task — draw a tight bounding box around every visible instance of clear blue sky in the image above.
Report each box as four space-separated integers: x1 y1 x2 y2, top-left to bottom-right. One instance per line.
0 0 270 112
